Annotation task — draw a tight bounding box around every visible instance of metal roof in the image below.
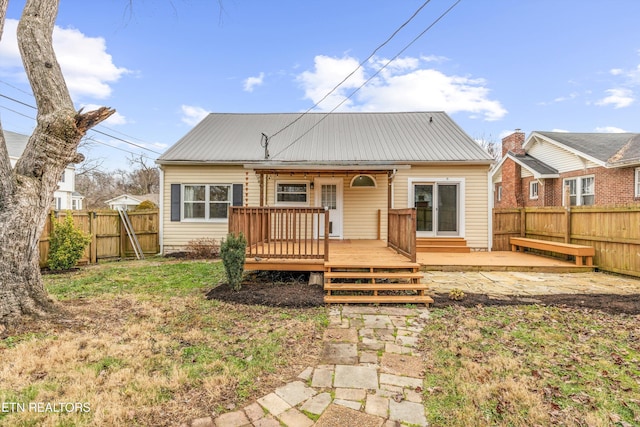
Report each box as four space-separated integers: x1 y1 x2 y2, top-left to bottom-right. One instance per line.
157 112 494 165
3 130 28 158
533 131 640 166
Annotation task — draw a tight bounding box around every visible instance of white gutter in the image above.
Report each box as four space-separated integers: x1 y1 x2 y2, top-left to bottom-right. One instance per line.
487 168 493 252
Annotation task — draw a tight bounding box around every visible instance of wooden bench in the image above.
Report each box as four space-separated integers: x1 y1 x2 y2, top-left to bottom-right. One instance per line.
510 237 595 266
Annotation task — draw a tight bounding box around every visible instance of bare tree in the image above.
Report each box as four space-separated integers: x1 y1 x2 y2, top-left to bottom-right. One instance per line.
0 0 114 324
475 133 502 161
126 154 159 195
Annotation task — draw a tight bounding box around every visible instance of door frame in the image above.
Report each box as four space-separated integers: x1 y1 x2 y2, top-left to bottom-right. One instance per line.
408 177 465 238
315 177 344 239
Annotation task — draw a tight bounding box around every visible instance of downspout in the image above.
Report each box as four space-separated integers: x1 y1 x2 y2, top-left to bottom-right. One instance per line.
487 168 493 252
158 166 164 255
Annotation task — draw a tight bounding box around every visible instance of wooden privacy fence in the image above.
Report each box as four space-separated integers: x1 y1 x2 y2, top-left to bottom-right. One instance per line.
388 208 417 262
229 206 329 260
493 206 640 277
39 210 159 267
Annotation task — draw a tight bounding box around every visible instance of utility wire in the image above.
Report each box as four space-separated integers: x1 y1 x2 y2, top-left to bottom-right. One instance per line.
0 91 161 155
269 0 434 140
272 0 462 159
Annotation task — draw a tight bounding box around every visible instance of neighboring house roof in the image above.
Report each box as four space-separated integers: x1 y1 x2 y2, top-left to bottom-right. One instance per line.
507 153 559 178
157 112 494 166
529 131 640 167
105 194 159 206
4 130 30 158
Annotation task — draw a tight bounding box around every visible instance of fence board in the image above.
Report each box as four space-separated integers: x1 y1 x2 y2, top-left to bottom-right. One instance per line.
493 207 640 277
39 210 159 267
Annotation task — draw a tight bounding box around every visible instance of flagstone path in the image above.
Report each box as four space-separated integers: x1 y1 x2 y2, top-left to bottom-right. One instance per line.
183 305 430 427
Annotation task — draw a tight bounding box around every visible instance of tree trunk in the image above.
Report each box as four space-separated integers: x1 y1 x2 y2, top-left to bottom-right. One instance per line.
0 0 114 325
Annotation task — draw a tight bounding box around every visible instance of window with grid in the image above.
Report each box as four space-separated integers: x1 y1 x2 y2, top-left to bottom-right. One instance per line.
183 184 231 220
581 176 595 206
636 168 640 198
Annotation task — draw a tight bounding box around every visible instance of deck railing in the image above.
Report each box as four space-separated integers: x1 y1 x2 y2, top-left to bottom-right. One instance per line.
229 206 329 261
388 208 417 262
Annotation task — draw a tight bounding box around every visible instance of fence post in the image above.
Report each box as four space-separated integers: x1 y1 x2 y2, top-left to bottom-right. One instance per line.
564 207 571 243
89 211 98 263
520 208 526 237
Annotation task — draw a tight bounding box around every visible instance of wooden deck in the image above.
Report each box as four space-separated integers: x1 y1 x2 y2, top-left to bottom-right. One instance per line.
419 251 595 273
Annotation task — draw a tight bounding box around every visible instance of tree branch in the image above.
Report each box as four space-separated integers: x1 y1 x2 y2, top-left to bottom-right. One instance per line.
0 0 16 202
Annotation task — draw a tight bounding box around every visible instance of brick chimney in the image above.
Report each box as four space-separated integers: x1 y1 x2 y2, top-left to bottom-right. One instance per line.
502 129 526 157
500 129 525 207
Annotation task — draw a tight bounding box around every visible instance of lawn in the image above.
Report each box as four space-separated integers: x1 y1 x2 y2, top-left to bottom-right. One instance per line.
420 304 640 427
2 260 639 426
0 259 327 426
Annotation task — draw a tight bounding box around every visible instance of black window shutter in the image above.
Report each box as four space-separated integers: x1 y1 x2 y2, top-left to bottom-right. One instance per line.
170 184 181 221
232 184 243 206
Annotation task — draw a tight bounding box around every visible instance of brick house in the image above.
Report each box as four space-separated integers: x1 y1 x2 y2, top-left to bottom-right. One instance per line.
492 130 640 208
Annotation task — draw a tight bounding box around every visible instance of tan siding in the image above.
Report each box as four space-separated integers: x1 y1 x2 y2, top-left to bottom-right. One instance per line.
393 165 490 249
161 165 259 251
343 174 388 240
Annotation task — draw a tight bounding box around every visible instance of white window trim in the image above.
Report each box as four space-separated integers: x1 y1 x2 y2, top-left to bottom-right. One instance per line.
275 180 310 206
407 177 466 238
563 175 595 206
497 185 502 202
635 168 640 198
181 183 232 222
529 181 539 200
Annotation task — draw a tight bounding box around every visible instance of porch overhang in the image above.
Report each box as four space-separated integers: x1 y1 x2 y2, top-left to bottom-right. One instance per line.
244 163 411 174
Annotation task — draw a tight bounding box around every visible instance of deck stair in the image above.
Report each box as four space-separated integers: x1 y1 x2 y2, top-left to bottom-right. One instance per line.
323 261 433 305
417 237 470 253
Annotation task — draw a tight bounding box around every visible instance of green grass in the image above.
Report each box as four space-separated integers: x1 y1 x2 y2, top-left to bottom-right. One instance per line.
421 305 640 426
0 259 326 427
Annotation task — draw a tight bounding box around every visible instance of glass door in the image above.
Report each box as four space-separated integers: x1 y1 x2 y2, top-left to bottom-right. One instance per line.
413 183 459 236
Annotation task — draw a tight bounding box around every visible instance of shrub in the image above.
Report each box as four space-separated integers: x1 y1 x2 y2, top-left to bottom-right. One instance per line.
220 233 247 291
186 238 220 259
134 200 157 211
48 211 92 271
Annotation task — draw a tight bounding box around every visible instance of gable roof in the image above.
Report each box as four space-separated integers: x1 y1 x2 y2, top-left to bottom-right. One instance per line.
157 112 494 166
3 130 29 159
528 131 640 167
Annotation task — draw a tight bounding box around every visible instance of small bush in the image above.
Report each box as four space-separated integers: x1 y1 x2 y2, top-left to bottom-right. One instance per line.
134 200 157 211
186 238 220 259
220 233 247 291
448 288 466 301
48 211 92 271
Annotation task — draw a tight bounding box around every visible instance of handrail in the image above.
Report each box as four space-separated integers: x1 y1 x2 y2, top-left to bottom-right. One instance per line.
388 208 417 262
229 206 329 260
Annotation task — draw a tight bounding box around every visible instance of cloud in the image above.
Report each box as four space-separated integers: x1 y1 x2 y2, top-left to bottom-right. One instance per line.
595 88 634 108
0 19 129 100
243 72 265 92
180 105 209 126
296 55 506 121
594 126 626 133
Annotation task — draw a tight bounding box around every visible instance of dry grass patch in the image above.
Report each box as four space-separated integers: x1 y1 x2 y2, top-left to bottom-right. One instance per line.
0 259 327 426
421 305 640 426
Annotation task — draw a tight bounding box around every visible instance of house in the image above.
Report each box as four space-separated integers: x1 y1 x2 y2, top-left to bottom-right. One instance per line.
4 130 84 210
492 130 640 208
157 112 494 260
106 193 159 211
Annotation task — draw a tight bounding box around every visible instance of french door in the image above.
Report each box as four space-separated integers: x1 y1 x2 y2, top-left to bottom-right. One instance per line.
413 183 459 237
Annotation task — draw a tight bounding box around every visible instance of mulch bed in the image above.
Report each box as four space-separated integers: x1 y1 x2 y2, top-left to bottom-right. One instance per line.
205 272 640 315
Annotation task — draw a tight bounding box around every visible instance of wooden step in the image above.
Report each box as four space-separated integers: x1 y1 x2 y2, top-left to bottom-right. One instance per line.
324 295 434 305
417 238 468 246
325 262 421 270
324 271 424 280
417 245 471 253
325 283 428 291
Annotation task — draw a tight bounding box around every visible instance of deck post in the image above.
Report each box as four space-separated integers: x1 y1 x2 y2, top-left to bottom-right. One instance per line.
324 208 330 262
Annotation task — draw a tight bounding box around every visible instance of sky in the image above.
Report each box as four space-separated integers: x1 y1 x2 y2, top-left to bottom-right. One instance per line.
1 0 640 170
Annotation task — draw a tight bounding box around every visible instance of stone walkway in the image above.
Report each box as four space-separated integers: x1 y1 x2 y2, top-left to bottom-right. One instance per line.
184 305 430 427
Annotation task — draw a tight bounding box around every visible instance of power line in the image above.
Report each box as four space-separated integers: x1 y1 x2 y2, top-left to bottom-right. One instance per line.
272 0 463 159
0 91 161 155
270 0 434 140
